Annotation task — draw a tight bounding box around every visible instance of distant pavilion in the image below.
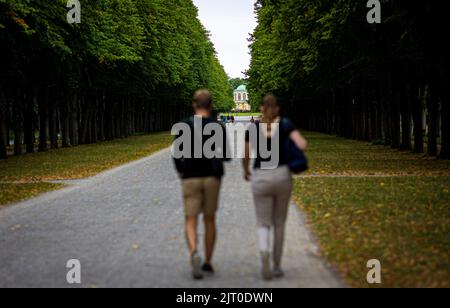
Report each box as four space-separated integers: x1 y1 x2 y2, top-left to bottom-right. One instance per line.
233 85 251 112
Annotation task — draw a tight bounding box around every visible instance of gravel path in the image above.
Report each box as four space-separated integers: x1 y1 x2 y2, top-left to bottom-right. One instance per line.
0 147 343 288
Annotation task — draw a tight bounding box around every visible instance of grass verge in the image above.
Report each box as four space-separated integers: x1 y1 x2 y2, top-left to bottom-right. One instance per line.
304 132 450 176
0 132 172 206
220 112 261 117
293 132 450 287
0 183 64 207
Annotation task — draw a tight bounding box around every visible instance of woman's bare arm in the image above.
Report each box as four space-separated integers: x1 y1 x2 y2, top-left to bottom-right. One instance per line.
290 130 308 151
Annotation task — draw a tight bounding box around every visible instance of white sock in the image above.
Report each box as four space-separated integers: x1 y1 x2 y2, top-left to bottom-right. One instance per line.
257 227 271 252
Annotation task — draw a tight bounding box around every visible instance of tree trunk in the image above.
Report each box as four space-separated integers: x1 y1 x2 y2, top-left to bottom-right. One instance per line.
427 80 439 157
2 91 11 150
24 91 35 153
38 89 49 152
13 94 23 156
86 112 92 144
116 100 123 138
61 97 71 148
91 108 98 144
364 110 370 141
98 95 105 142
399 78 412 151
79 96 90 145
412 86 424 153
155 102 161 132
400 112 412 151
439 87 450 159
390 89 401 149
330 91 336 134
376 97 383 141
380 80 391 145
48 90 59 149
69 95 79 146
143 103 149 133
398 67 412 151
0 108 7 159
5 108 11 148
149 102 156 133
105 99 114 141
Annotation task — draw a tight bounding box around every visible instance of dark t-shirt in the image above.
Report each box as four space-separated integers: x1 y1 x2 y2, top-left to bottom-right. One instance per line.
173 116 230 179
245 118 296 170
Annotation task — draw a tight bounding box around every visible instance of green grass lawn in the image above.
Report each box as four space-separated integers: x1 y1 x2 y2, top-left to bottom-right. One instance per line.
0 183 63 207
303 132 450 176
220 112 261 117
0 132 172 206
293 132 450 288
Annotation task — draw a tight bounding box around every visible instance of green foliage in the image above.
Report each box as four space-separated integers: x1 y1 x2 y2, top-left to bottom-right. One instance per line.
247 0 449 107
82 0 146 63
0 0 231 112
229 77 248 91
209 57 234 111
248 0 352 103
247 1 450 158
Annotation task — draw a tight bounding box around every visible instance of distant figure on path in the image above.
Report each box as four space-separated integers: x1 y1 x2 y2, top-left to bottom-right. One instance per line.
243 94 308 281
173 90 230 280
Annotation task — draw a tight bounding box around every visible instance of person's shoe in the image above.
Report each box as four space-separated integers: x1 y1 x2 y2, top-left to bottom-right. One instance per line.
191 252 203 280
273 267 285 278
202 263 215 275
260 252 272 281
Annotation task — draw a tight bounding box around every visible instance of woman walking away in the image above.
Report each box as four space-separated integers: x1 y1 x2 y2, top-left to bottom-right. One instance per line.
243 94 308 281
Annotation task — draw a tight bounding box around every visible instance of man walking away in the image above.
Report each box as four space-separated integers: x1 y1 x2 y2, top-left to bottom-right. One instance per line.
173 90 230 280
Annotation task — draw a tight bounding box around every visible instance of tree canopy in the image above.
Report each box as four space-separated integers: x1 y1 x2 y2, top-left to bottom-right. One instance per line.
0 0 233 159
229 77 248 91
248 0 450 159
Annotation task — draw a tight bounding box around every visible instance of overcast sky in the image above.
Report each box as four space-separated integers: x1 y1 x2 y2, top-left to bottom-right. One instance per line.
192 0 257 79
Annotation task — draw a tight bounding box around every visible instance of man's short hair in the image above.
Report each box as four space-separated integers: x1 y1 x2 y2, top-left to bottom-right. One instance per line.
193 90 213 110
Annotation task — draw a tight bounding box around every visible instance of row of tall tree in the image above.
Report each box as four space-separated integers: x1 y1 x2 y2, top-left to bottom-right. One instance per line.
0 0 234 159
248 0 450 158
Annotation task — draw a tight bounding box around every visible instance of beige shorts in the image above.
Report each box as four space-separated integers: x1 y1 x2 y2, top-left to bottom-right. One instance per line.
182 177 222 217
